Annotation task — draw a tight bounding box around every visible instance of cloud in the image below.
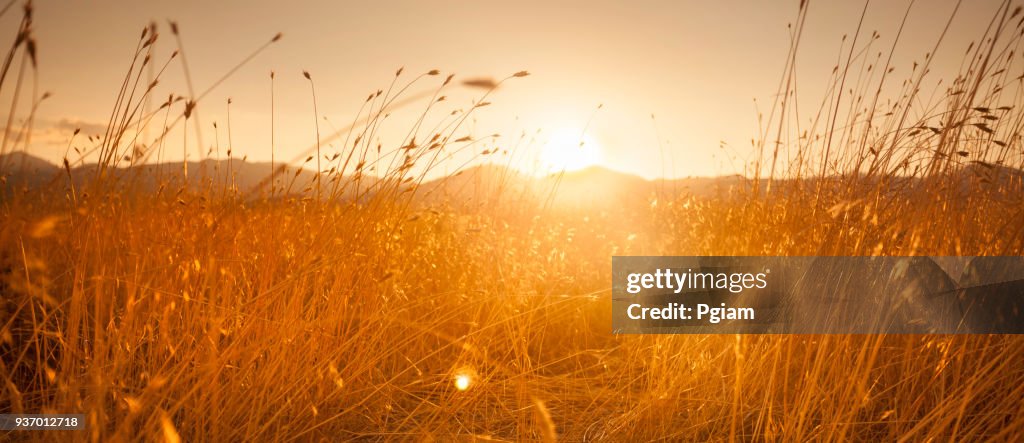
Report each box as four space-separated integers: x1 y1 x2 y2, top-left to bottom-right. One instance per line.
51 118 107 136
1 117 107 143
0 117 107 154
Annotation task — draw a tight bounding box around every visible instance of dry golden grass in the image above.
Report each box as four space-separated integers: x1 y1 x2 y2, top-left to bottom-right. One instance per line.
4 1 1024 441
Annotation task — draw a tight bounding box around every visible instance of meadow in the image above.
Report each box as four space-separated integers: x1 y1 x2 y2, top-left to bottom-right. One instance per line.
3 1 1024 441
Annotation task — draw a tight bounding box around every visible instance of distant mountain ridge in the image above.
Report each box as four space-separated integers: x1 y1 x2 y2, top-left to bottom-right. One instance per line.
2 152 1022 207
0 152 750 204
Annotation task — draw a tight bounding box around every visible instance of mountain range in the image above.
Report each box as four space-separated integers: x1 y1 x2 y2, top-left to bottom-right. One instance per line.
0 152 748 206
1 152 1022 207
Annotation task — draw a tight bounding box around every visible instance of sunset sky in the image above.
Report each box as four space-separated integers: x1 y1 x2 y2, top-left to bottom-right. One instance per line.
2 0 1005 178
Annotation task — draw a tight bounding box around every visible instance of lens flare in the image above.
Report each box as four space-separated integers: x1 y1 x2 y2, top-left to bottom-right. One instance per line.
453 373 472 391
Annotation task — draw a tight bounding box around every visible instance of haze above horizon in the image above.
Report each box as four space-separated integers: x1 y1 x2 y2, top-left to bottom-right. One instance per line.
0 0 1005 179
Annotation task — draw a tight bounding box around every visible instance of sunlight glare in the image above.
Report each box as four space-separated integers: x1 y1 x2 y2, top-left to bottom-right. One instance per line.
538 127 602 174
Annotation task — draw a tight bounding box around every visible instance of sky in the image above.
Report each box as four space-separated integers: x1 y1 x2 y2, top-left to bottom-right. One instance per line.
0 0 1009 178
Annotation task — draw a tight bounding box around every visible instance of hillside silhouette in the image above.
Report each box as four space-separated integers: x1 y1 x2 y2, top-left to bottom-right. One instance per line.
0 152 751 204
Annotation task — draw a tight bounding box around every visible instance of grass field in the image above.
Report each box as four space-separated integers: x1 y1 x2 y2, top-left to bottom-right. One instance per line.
4 1 1024 441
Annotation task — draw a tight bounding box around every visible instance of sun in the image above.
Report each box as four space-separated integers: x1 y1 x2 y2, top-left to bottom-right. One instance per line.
537 127 602 174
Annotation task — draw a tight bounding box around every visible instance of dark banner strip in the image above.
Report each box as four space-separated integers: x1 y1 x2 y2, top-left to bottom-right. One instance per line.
612 256 1024 334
